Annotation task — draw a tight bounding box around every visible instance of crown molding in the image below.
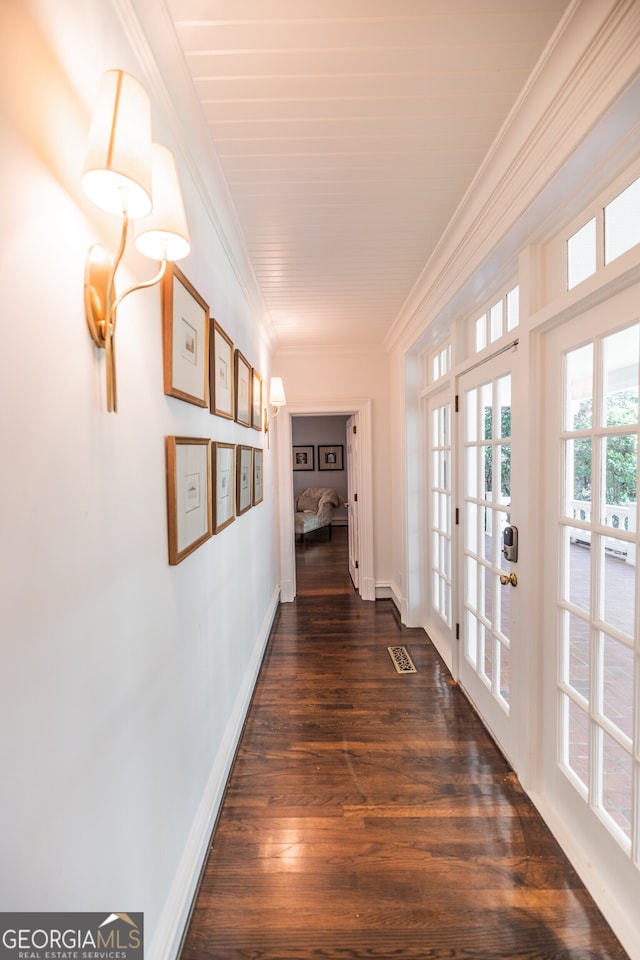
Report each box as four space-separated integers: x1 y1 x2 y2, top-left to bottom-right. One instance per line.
386 0 640 355
111 0 278 347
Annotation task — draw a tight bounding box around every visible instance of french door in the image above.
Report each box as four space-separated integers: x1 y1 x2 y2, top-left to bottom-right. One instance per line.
458 348 524 767
542 289 640 937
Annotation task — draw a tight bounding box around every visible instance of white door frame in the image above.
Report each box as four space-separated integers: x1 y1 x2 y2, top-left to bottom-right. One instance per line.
276 398 375 602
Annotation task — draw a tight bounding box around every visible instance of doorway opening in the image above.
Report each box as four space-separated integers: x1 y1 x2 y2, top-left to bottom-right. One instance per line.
292 414 354 596
275 398 375 603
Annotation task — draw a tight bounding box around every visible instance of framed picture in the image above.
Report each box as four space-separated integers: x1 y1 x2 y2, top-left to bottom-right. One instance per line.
209 320 234 419
236 445 253 515
318 444 344 471
234 350 251 427
252 448 264 505
165 437 212 565
293 445 314 471
162 264 209 407
212 441 236 534
251 369 263 431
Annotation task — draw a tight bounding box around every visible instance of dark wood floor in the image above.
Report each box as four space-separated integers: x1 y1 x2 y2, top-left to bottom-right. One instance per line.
180 526 629 959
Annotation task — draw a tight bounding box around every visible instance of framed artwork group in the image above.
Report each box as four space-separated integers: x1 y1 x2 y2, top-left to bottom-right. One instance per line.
163 263 265 431
292 444 344 472
166 437 266 565
161 264 270 566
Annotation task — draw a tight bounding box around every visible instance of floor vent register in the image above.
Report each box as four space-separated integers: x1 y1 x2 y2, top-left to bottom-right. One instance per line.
387 645 417 674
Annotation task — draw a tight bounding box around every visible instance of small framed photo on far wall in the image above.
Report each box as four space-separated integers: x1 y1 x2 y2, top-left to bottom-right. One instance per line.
318 444 344 470
292 445 314 471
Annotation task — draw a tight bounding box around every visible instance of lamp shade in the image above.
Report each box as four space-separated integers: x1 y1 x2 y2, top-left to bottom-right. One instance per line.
82 70 152 219
134 143 191 262
269 377 286 406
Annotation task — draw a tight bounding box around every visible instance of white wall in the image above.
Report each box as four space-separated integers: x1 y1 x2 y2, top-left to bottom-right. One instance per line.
274 347 391 588
0 2 277 958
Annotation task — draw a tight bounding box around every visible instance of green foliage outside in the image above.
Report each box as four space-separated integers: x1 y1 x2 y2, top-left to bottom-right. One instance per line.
573 392 638 506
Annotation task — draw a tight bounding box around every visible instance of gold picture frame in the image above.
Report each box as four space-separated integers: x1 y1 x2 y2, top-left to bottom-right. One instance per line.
212 441 236 533
162 264 209 407
252 447 264 505
209 319 234 419
234 350 251 427
236 444 253 515
252 369 263 431
165 436 212 565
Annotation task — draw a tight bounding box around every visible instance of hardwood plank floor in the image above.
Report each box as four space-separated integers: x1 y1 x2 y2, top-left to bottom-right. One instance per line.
180 527 629 959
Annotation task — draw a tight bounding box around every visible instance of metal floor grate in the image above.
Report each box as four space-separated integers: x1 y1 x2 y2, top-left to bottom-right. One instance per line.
387 645 417 674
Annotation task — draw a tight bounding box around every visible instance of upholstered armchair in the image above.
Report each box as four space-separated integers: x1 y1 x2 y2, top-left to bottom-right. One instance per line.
294 487 344 541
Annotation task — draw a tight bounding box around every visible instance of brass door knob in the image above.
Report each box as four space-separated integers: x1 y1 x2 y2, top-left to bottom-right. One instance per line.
499 572 518 587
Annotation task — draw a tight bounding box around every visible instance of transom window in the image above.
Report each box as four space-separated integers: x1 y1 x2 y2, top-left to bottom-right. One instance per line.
567 174 640 290
429 342 451 385
474 286 519 354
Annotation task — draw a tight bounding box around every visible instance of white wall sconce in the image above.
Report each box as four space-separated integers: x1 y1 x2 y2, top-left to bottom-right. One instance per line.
264 377 286 448
82 69 190 411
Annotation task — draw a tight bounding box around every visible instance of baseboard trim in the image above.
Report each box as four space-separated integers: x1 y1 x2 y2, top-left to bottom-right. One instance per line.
376 581 404 617
149 586 280 960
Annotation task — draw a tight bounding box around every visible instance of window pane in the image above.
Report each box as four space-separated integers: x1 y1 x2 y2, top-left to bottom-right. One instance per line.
483 625 493 682
600 539 635 638
565 343 593 430
476 314 487 352
481 382 493 439
565 438 592 516
465 501 478 554
465 388 478 442
481 505 494 563
496 376 511 438
499 641 510 701
565 613 590 700
490 301 503 343
483 445 493 500
480 563 492 623
567 218 596 289
564 694 589 789
603 436 637 531
601 633 634 740
465 446 478 498
603 326 639 427
466 556 478 609
466 611 478 667
441 404 450 445
604 176 640 264
600 729 632 842
565 527 591 611
499 444 511 503
506 286 519 331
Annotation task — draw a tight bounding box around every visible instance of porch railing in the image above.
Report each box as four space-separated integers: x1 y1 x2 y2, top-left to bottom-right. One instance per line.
569 500 637 565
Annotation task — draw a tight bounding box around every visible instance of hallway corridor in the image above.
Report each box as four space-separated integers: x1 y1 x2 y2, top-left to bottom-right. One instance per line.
180 529 628 959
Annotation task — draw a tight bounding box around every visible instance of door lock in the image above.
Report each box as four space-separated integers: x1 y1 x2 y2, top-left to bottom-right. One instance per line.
499 572 518 587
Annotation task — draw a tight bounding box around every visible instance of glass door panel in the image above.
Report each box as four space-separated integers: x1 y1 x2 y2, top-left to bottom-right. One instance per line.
459 351 520 765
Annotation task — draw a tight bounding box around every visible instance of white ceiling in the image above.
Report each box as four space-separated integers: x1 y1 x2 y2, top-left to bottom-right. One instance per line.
166 0 571 349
